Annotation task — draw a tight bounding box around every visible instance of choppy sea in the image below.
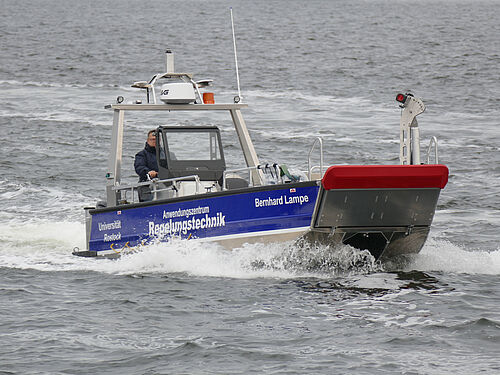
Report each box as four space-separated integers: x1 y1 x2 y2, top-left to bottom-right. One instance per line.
1 0 500 373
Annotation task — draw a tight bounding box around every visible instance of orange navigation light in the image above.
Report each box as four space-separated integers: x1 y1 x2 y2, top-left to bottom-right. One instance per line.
203 92 215 104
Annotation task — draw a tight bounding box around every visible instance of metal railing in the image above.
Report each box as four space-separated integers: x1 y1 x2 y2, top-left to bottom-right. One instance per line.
222 163 281 190
308 137 324 180
308 165 323 180
113 175 202 203
223 166 254 190
426 136 439 164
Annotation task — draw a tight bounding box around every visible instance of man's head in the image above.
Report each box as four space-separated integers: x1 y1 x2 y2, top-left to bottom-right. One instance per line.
147 129 156 147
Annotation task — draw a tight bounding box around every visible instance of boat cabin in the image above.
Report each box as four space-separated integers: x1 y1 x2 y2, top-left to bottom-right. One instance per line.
102 50 316 207
156 126 226 183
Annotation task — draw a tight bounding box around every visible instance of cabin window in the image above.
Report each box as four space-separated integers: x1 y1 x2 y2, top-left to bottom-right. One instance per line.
166 131 222 161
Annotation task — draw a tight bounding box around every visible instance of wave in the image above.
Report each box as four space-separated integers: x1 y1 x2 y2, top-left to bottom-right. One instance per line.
0 220 86 271
1 219 499 278
402 238 500 275
0 178 94 222
0 79 127 90
242 89 387 109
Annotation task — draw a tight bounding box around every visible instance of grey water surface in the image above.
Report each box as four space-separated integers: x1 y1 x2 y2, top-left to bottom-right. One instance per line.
1 0 500 374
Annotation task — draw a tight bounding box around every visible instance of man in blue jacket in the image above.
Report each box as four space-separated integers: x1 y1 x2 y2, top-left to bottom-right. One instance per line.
134 130 158 201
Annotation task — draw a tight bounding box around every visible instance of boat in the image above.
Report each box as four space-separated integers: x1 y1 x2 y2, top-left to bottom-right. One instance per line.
72 50 449 261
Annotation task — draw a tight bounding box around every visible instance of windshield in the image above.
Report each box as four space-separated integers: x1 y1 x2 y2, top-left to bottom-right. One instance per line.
165 130 222 161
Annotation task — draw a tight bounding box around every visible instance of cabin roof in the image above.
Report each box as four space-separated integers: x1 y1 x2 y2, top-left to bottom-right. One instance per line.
107 103 248 111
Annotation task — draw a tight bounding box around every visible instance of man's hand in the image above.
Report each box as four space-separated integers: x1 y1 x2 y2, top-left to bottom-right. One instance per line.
148 170 158 178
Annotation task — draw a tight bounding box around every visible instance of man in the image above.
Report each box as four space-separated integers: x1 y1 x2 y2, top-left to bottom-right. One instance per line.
134 129 158 201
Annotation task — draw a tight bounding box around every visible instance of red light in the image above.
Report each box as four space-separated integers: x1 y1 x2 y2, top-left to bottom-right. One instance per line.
396 93 407 103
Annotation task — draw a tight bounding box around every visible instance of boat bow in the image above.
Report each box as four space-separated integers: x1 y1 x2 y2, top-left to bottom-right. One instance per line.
308 164 449 259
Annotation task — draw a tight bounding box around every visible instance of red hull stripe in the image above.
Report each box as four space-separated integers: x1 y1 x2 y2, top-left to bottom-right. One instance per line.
321 164 449 190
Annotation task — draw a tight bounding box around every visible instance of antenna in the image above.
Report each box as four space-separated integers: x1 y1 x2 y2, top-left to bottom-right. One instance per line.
230 7 242 103
165 49 174 73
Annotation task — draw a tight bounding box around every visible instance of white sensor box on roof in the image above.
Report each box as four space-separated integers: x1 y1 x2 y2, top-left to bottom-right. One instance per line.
160 83 196 104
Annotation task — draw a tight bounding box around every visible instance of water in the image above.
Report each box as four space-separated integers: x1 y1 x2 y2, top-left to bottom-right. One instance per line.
1 0 500 373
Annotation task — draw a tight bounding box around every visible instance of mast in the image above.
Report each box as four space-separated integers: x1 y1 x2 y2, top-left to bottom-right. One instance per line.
397 93 425 165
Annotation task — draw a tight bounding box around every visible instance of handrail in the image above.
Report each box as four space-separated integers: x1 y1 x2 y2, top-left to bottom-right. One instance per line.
112 175 202 202
223 163 281 190
223 166 255 190
308 137 324 180
309 165 323 179
426 136 439 164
